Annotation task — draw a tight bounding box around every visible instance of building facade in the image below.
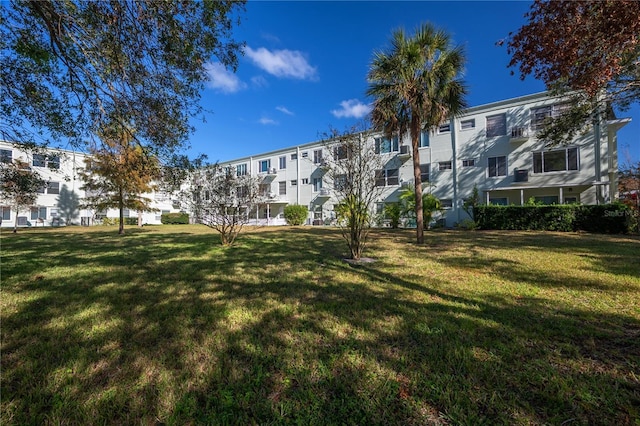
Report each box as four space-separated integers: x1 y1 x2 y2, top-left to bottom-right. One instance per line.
216 92 629 227
0 142 179 228
0 91 630 229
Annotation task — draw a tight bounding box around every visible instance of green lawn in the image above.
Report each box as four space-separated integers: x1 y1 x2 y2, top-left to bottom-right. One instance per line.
2 225 639 425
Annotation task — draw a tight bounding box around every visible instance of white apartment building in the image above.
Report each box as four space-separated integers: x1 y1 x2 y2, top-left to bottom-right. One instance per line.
0 91 630 229
0 142 179 228
216 92 630 227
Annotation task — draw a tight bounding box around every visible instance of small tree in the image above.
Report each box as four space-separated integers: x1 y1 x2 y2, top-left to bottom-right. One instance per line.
79 122 160 235
399 185 442 229
320 124 385 260
283 204 308 226
462 185 480 221
184 164 264 246
0 159 45 233
383 202 401 229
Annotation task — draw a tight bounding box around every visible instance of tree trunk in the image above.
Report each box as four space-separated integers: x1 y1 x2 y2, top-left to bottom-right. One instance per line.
411 120 424 244
13 205 18 233
118 189 125 235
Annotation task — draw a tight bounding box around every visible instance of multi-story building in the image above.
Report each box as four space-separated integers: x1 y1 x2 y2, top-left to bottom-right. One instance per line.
0 91 631 229
0 142 179 228
216 91 630 227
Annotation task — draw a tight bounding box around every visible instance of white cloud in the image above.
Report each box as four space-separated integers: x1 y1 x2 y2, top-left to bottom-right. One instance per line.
258 117 278 125
245 46 318 80
251 75 269 88
330 99 372 119
276 106 294 116
205 62 246 94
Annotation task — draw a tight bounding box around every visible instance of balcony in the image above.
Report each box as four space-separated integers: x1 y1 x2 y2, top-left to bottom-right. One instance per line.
397 145 411 160
510 127 530 143
317 188 331 197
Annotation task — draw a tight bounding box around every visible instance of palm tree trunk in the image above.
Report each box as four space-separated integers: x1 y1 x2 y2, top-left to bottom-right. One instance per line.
411 119 424 244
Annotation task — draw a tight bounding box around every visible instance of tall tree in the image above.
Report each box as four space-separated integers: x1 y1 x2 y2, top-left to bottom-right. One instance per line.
79 123 160 234
183 164 264 246
1 0 245 155
320 124 385 260
504 0 640 143
367 23 467 244
0 159 46 233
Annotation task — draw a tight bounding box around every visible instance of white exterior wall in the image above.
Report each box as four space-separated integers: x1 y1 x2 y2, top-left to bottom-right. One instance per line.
0 141 180 228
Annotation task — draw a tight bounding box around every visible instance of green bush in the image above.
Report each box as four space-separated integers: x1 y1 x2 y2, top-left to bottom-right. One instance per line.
161 212 190 225
283 204 308 226
474 204 632 234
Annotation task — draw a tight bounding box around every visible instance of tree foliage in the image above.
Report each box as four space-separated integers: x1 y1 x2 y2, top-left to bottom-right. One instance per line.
320 124 385 260
1 0 245 154
79 122 160 234
367 23 467 244
0 159 46 232
398 185 442 229
184 164 265 246
283 205 308 226
504 0 640 144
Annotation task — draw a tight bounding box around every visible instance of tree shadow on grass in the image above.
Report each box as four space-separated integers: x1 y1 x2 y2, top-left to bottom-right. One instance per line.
2 227 639 425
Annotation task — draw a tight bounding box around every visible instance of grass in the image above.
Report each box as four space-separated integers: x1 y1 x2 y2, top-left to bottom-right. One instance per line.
1 225 639 425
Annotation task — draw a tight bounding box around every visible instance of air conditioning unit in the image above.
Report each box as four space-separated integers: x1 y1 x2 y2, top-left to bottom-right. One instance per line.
400 145 411 155
268 167 277 174
268 192 278 199
514 169 529 182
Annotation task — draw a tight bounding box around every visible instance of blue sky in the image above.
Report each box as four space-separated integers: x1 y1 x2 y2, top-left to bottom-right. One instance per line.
189 1 639 164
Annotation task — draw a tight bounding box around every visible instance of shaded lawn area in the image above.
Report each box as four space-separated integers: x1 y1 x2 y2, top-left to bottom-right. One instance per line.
1 225 639 425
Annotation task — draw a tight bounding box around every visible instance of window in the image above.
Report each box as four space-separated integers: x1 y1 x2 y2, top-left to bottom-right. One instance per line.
0 149 12 164
313 149 323 164
334 145 349 160
236 185 248 198
420 164 430 182
301 178 309 185
47 155 60 169
489 197 508 206
236 163 247 176
440 199 453 209
439 161 452 171
33 154 46 167
375 169 399 186
534 196 559 205
488 156 507 177
462 159 476 167
259 159 271 173
334 174 348 191
204 190 210 201
291 153 298 160
486 114 506 137
420 130 430 147
438 123 451 133
565 197 578 204
37 183 46 194
460 119 475 130
31 207 47 220
301 151 308 158
290 180 297 186
279 156 286 170
278 181 286 195
1 206 10 220
533 147 579 173
312 177 323 192
47 181 60 194
531 103 571 130
374 136 399 154
17 216 28 226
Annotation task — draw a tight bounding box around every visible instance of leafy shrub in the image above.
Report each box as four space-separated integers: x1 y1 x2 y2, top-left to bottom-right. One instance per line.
474 204 632 234
161 212 189 224
383 202 401 228
283 204 308 226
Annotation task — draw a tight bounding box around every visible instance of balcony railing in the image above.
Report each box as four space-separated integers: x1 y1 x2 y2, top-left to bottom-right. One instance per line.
510 127 530 143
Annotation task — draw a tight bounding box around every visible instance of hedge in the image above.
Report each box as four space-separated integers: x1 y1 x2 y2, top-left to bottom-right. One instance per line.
283 204 308 226
161 212 190 224
474 203 632 234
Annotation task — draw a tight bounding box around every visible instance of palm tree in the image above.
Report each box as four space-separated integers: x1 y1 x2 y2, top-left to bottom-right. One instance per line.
367 23 467 244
